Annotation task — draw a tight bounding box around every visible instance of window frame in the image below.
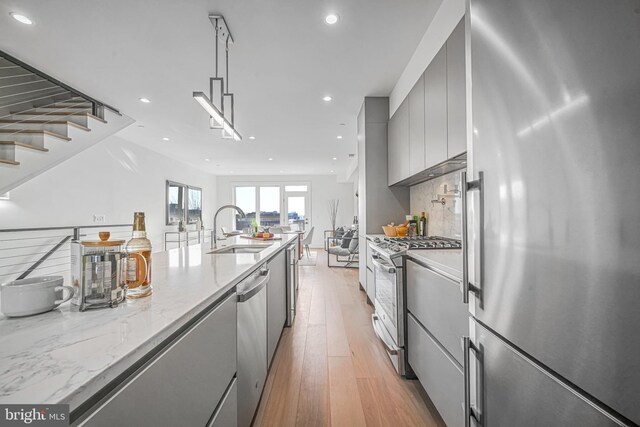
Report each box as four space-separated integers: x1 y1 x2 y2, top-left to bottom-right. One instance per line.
166 180 203 225
232 181 311 229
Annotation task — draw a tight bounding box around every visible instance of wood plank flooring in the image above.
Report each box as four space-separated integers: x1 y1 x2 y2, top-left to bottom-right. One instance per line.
254 250 446 427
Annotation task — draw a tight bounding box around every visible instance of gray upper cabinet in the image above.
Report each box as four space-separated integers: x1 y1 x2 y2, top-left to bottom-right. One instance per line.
424 45 448 169
446 18 466 158
387 98 409 185
387 19 467 186
408 74 425 176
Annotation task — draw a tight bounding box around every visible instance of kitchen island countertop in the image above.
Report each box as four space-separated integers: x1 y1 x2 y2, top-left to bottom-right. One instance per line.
0 234 297 413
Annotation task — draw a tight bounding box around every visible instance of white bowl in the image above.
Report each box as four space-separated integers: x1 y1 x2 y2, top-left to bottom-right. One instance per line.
0 275 74 317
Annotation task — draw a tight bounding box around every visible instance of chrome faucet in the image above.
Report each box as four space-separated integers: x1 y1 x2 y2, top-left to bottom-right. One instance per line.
212 205 246 248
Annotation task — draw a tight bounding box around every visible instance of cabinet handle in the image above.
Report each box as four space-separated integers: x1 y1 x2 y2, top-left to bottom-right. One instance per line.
461 171 483 304
463 336 483 427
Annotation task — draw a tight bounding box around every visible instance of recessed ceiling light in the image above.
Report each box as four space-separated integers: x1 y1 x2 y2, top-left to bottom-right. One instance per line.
162 137 170 141
10 13 33 25
279 170 284 173
323 95 332 102
330 170 334 173
325 14 339 25
332 157 337 160
139 98 151 103
336 135 343 139
204 158 211 162
249 136 255 140
268 158 273 161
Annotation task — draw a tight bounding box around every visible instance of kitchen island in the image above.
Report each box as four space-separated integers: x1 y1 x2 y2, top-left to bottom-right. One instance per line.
0 233 297 425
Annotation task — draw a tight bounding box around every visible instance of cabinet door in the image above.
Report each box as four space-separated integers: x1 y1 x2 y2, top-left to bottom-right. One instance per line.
406 259 468 364
387 105 399 185
408 313 463 427
424 45 448 168
207 378 237 427
267 250 287 367
79 293 237 427
388 98 409 185
446 18 466 158
409 74 425 175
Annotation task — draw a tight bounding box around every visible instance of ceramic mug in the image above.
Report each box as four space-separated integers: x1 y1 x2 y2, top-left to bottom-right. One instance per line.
0 275 75 317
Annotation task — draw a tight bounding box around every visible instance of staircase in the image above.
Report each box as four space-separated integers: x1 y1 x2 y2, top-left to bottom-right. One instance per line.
0 51 134 195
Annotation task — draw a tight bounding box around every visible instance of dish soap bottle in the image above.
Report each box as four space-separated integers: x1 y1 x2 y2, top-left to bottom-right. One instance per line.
125 212 152 298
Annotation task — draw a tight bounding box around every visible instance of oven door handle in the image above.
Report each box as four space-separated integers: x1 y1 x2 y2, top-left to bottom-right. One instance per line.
371 257 396 274
371 314 399 355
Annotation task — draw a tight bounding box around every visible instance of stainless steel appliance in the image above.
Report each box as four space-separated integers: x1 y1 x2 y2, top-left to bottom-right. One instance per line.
236 267 269 427
285 243 298 327
370 235 462 375
463 0 640 425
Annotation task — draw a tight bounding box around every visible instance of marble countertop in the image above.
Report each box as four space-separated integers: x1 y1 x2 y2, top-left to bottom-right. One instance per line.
406 249 463 282
0 234 297 412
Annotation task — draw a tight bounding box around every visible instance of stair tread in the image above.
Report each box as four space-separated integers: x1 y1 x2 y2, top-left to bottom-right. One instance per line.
0 119 91 131
0 140 49 152
37 106 90 109
0 129 71 141
12 111 107 123
0 158 20 165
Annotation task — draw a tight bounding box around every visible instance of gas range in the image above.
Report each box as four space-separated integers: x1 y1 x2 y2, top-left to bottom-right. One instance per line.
370 235 462 260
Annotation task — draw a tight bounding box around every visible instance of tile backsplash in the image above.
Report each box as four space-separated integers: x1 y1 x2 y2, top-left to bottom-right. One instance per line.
410 171 463 239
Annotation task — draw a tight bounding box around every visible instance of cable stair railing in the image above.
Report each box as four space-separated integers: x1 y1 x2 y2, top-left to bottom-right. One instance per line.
0 49 132 195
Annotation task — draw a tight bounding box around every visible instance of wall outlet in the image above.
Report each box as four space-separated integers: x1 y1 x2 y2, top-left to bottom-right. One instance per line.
93 214 106 224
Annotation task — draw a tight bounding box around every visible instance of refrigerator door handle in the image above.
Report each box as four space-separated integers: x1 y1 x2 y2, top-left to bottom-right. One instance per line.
463 336 483 427
461 171 483 304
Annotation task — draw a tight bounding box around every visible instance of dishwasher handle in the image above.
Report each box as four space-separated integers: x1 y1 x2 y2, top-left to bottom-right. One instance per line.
238 269 270 302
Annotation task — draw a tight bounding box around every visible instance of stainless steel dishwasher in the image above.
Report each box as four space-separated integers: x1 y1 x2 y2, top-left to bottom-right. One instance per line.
237 266 269 427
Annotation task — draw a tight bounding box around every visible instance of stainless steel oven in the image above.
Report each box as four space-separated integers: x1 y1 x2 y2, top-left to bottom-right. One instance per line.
370 245 406 375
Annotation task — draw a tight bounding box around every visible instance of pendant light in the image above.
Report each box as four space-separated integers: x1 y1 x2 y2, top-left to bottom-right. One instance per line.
193 14 242 141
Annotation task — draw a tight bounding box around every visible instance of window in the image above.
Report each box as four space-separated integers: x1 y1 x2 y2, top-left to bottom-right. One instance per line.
233 183 310 231
284 185 308 192
234 186 256 231
259 187 281 227
166 181 202 225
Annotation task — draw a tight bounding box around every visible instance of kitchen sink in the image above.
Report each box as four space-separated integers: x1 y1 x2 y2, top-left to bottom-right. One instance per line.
208 244 272 254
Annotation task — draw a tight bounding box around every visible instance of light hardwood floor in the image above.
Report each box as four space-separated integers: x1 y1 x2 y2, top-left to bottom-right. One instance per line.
253 250 446 427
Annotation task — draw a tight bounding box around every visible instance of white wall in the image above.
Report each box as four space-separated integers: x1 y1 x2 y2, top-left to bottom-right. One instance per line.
0 135 217 252
216 175 355 248
389 0 465 116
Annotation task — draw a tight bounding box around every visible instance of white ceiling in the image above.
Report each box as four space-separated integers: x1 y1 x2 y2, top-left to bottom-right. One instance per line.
0 0 440 177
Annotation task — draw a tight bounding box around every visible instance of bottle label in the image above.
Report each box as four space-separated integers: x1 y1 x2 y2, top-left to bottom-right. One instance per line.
126 258 138 282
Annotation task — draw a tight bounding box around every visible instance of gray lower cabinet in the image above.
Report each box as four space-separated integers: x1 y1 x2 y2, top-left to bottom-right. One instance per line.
207 378 238 427
76 293 237 427
407 314 464 427
424 45 448 168
469 319 623 427
409 74 425 175
267 249 287 367
406 259 468 364
408 313 463 427
446 18 466 159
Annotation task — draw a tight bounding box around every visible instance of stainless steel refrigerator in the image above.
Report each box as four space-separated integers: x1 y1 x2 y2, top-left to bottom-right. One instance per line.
463 0 640 425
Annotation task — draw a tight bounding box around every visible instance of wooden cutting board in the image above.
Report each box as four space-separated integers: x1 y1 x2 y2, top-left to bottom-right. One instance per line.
240 235 282 241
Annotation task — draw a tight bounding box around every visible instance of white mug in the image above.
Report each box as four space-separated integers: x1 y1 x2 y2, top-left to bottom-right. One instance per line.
0 275 75 318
